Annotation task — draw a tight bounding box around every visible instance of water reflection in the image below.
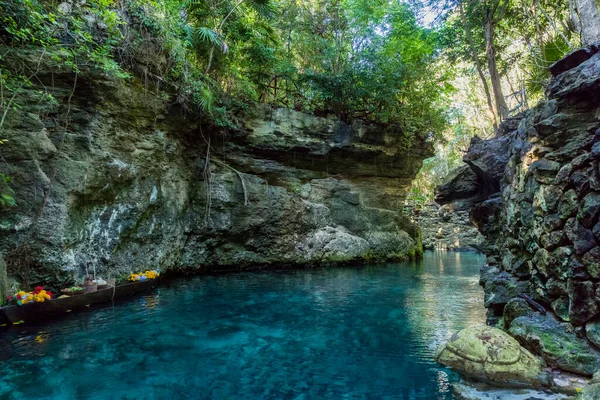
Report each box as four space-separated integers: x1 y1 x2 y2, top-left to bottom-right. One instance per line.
0 250 485 399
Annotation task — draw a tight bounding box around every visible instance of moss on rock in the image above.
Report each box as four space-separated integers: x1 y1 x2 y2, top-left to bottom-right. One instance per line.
435 325 550 388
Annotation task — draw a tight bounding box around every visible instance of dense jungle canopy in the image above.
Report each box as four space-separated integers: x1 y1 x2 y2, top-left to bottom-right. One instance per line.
0 0 599 204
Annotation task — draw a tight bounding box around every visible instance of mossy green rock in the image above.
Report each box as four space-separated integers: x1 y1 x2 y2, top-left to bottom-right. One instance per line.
592 370 600 384
504 298 533 329
509 314 600 376
435 325 549 387
586 319 600 348
579 383 600 400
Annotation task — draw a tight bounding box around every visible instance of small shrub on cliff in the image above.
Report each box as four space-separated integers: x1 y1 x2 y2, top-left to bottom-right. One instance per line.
0 0 128 76
0 139 15 207
0 173 15 207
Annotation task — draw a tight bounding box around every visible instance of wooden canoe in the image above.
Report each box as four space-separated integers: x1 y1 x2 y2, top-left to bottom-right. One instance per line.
0 279 159 324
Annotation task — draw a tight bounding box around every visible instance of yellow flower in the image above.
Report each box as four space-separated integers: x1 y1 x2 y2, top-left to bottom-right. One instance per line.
129 270 159 282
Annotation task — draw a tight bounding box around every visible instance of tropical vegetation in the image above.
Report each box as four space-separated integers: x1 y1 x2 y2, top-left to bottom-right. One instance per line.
1 0 599 203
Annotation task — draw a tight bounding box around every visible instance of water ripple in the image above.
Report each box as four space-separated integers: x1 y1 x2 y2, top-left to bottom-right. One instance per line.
0 251 485 399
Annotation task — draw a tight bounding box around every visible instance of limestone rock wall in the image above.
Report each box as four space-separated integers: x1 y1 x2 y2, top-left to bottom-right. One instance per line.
436 45 600 376
484 49 600 329
0 51 430 289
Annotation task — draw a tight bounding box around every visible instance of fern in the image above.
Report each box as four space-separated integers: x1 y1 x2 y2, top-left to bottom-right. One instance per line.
525 35 571 97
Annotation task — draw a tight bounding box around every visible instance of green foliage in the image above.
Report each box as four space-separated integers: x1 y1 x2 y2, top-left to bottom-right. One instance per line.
406 120 475 202
0 0 130 77
437 0 579 114
0 173 15 207
406 185 430 209
0 139 15 208
524 35 572 96
0 0 585 198
0 0 452 145
404 0 580 199
260 0 452 143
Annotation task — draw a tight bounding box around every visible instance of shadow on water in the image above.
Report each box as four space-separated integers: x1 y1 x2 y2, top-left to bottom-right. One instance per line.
0 250 486 399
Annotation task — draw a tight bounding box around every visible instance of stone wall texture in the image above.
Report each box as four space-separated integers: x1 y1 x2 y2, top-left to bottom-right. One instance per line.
436 45 600 376
0 50 431 290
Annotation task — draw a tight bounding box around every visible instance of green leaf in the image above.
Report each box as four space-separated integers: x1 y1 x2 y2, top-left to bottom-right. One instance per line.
195 27 221 46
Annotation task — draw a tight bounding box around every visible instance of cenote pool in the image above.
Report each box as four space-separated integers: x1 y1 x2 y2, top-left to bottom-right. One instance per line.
0 251 486 399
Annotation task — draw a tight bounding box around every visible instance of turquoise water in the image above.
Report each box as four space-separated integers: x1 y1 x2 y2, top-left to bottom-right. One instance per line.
0 251 485 399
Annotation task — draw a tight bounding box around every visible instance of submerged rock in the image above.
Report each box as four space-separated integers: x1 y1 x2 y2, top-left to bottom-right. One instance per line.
435 326 549 388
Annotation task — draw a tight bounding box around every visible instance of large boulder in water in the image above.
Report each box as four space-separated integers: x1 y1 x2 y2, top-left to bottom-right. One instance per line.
435 326 550 388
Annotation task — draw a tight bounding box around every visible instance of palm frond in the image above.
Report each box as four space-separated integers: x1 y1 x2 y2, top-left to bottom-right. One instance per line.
247 0 277 20
195 26 221 46
252 19 280 44
197 86 215 112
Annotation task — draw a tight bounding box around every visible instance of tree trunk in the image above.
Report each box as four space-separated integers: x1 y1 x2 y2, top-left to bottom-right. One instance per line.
484 14 508 121
574 0 600 45
568 0 582 37
535 0 573 49
460 2 498 130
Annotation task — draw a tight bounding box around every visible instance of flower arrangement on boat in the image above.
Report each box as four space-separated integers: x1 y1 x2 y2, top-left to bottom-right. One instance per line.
6 286 53 306
129 270 160 282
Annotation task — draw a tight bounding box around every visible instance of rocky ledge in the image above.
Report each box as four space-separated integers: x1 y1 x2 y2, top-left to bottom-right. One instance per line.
435 44 600 384
0 50 431 293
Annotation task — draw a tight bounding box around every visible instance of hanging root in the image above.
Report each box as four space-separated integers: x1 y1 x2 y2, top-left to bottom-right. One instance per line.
198 128 249 211
212 158 249 206
200 129 212 227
